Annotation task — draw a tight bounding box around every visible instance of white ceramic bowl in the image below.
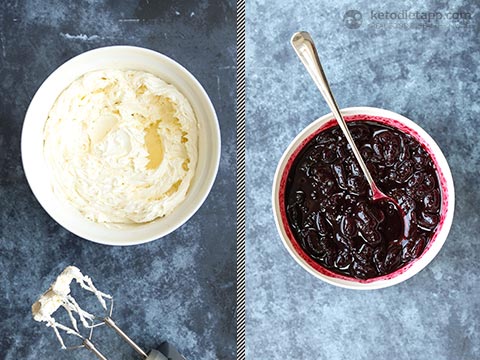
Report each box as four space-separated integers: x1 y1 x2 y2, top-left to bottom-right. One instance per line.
22 46 220 246
273 107 454 289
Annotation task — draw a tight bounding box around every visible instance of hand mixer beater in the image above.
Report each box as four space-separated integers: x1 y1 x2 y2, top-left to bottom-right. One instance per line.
32 266 185 360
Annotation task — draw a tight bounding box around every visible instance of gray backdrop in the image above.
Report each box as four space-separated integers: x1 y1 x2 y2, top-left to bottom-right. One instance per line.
246 0 479 359
0 1 236 359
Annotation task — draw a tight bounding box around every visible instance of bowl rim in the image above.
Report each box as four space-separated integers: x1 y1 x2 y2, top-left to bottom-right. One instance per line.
21 45 221 246
272 106 455 289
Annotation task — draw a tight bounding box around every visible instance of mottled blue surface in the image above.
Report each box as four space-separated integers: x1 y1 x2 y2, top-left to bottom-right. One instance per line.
246 1 479 359
0 1 236 359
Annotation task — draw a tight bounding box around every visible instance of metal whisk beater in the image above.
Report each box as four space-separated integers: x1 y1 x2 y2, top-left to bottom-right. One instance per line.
76 304 181 360
32 266 185 360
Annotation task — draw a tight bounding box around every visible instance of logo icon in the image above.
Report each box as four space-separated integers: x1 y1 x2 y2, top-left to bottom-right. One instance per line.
343 10 362 29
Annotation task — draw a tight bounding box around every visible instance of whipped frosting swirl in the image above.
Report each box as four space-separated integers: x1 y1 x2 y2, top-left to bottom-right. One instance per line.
44 70 198 223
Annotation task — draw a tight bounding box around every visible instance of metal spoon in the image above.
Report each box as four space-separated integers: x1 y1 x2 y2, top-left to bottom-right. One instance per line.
291 31 388 202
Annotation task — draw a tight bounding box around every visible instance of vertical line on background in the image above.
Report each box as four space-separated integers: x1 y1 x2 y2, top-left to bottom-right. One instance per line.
235 0 246 358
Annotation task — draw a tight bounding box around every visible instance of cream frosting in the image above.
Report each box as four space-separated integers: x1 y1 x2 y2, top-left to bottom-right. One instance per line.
43 69 198 224
31 266 112 348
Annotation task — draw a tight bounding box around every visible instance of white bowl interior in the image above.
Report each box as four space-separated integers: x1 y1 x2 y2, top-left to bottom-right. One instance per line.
22 46 220 245
272 107 455 290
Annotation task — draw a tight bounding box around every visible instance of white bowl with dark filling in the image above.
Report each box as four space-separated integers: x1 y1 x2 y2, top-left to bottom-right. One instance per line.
272 107 454 289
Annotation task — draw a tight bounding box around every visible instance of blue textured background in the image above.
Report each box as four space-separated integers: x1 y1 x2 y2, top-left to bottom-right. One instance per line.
246 1 479 359
0 1 236 359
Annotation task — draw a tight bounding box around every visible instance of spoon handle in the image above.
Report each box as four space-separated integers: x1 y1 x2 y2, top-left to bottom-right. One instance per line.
290 31 381 198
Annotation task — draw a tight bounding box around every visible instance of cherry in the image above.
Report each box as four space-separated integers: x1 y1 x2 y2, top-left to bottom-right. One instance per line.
341 215 357 238
424 189 440 212
395 160 414 183
331 162 348 190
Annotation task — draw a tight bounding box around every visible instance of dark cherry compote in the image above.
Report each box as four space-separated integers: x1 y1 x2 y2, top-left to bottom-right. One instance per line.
285 121 441 279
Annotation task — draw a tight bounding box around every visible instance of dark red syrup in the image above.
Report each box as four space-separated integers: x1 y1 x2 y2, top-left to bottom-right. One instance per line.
284 121 441 279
